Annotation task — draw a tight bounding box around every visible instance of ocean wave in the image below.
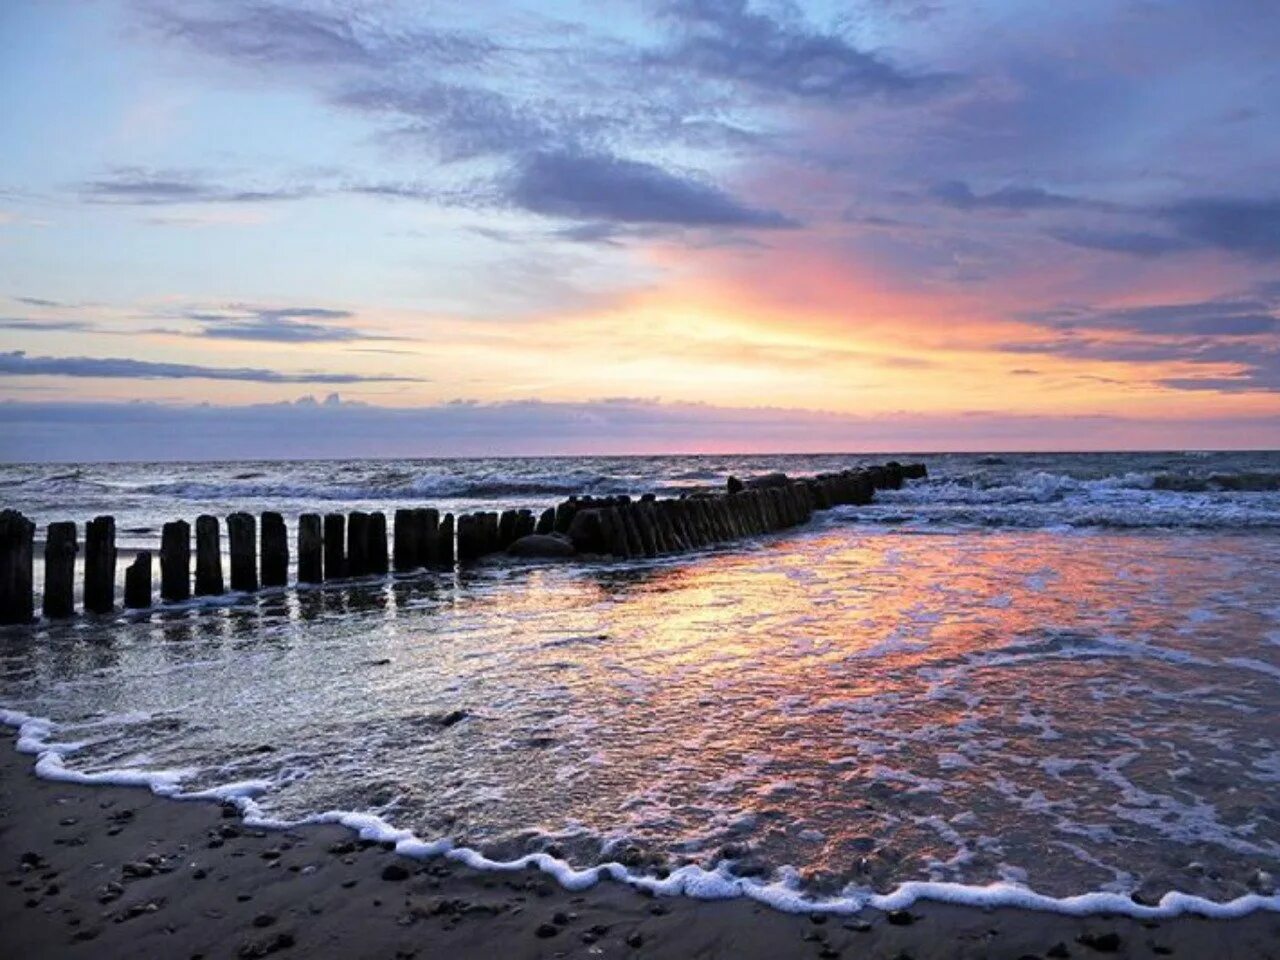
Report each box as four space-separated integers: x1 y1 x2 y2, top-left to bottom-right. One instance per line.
848 469 1280 530
132 472 634 503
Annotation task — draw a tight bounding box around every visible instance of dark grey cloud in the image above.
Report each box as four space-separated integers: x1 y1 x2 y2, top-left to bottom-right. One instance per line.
1159 197 1280 260
653 0 943 102
0 318 95 332
1047 227 1194 258
0 350 420 383
508 149 797 228
929 180 1098 212
81 168 310 205
13 296 65 308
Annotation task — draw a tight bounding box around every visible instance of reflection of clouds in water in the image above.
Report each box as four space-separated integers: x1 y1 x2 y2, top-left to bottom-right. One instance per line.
1 525 1278 908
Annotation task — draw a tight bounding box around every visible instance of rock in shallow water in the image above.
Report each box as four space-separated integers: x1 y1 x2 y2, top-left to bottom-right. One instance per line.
507 534 577 558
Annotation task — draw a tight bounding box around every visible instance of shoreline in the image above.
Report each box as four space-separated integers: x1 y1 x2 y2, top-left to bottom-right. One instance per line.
3 741 1279 959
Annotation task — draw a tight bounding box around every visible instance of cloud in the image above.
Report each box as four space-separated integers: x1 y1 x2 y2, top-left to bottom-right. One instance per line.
0 350 421 383
1 396 1275 461
508 149 798 228
929 181 1098 212
1047 228 1193 258
652 0 942 102
1026 295 1280 337
151 0 492 70
1158 197 1280 259
0 318 95 332
13 296 66 308
1001 285 1280 392
177 306 407 343
80 167 311 205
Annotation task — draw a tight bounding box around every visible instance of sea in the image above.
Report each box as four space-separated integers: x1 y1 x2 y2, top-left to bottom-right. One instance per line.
2 451 1279 917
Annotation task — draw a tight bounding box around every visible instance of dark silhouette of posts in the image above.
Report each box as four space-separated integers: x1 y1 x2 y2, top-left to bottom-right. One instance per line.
42 521 77 619
323 513 345 581
227 512 257 592
0 510 35 625
160 520 190 602
84 515 117 614
368 512 388 575
298 514 323 583
124 552 152 609
261 512 288 587
194 515 224 596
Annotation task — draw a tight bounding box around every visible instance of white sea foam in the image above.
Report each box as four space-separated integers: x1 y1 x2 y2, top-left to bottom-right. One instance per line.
3 704 1280 920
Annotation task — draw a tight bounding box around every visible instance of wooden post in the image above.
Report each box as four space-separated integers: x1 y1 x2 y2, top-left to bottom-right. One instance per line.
0 510 35 625
554 501 576 534
417 508 439 569
536 508 555 535
84 515 117 613
347 511 370 576
437 513 455 568
124 552 152 609
367 512 388 575
194 515 224 596
323 513 345 580
498 510 518 549
602 507 629 558
261 512 288 587
456 514 476 564
514 509 535 539
42 521 77 619
298 514 323 583
393 509 418 571
160 520 191 602
227 512 258 592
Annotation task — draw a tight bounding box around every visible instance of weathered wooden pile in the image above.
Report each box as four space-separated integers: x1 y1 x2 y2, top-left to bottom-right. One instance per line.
0 462 926 625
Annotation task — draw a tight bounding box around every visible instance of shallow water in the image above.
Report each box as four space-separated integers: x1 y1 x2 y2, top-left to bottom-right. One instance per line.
2 452 1279 913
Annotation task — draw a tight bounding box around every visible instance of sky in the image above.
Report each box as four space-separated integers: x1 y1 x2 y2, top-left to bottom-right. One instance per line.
1 0 1278 459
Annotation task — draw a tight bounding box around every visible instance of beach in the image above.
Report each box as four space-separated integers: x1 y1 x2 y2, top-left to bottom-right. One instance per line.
6 743 1280 959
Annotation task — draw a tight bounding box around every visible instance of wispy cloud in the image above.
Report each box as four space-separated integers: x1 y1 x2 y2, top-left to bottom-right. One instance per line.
180 306 406 343
0 318 95 332
79 167 312 205
0 350 421 383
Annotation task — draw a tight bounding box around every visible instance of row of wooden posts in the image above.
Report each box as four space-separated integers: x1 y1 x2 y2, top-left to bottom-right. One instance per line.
0 462 926 625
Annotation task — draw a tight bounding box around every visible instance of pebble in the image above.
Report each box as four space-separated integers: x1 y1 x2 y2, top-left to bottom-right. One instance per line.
381 864 410 882
886 909 915 926
1077 931 1121 952
534 922 560 938
626 931 644 948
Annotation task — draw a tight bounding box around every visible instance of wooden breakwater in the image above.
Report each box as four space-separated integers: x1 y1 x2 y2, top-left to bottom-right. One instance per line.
0 462 927 625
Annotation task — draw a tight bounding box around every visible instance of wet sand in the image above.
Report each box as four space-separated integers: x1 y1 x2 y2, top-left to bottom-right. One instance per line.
2 744 1277 959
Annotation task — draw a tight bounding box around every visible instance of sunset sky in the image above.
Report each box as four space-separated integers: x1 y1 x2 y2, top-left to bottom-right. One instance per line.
1 0 1278 459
